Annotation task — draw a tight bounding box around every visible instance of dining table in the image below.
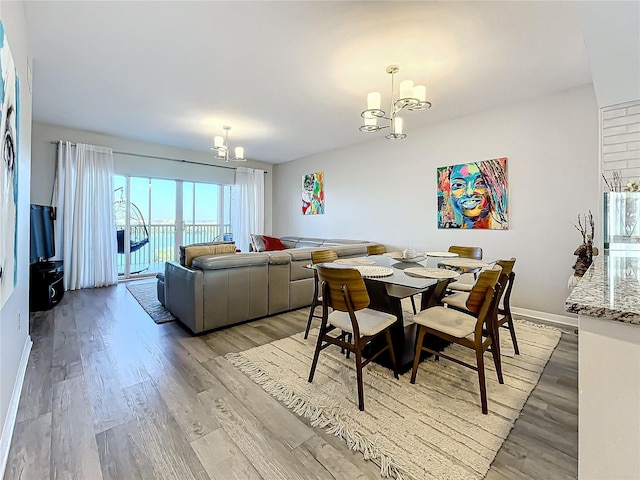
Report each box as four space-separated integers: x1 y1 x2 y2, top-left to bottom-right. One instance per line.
321 254 460 373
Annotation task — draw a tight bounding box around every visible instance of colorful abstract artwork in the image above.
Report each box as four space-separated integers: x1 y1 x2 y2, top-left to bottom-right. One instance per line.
302 172 324 215
437 157 508 230
0 20 19 309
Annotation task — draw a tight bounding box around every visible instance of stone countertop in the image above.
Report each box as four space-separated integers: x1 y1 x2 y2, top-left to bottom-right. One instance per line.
565 251 640 324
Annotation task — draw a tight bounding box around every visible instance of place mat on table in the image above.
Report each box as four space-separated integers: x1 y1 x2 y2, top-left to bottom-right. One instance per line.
424 251 459 258
438 258 488 268
334 258 376 265
353 265 394 278
386 252 426 262
404 267 461 279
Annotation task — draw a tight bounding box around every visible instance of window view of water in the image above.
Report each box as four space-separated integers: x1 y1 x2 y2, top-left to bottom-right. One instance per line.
114 175 233 278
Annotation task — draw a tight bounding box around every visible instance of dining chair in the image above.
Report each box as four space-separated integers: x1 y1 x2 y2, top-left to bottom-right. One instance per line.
410 266 503 414
442 258 519 354
304 249 338 339
449 245 483 260
366 244 387 256
308 265 399 411
497 266 518 354
447 245 484 292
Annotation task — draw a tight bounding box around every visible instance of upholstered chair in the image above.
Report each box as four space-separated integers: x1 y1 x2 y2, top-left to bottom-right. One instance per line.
308 265 398 411
410 266 503 414
443 258 519 354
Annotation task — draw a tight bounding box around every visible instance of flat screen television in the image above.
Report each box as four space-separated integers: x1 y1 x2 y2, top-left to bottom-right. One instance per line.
30 204 56 264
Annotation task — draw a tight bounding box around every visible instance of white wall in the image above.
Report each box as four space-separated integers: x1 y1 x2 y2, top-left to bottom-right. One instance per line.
578 1 640 108
31 123 274 233
273 85 598 318
0 1 32 474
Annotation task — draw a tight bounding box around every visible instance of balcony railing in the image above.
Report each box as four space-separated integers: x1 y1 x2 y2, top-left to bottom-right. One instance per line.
117 223 231 277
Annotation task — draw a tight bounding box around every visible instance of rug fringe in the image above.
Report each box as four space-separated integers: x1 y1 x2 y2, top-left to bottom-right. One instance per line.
513 317 561 331
225 352 412 480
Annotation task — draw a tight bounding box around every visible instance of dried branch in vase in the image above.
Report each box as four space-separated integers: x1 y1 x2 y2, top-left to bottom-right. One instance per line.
572 210 597 277
603 170 640 192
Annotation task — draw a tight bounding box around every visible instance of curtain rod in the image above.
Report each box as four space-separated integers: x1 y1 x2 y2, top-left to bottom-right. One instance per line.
50 140 267 172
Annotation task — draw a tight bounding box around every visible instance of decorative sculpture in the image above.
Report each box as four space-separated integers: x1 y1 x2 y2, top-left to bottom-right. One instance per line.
572 210 598 276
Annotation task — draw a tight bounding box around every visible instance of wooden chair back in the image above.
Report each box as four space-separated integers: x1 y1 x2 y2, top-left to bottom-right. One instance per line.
317 265 370 312
496 257 516 276
311 249 338 264
367 244 387 256
449 245 483 260
465 266 501 314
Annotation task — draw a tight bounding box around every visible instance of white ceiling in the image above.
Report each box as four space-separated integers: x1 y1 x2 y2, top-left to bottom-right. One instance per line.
24 1 592 164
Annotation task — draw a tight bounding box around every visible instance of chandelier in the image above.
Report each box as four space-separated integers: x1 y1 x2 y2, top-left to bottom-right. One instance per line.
360 65 431 139
211 125 246 162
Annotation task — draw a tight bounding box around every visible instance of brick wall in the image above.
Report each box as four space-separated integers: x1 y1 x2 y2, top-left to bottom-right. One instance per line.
602 100 640 186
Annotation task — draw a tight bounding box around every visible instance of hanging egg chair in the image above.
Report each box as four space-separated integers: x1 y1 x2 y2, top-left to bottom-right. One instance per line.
113 187 150 255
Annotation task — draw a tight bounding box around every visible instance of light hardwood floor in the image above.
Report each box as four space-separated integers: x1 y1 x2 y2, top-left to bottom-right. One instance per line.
4 283 577 479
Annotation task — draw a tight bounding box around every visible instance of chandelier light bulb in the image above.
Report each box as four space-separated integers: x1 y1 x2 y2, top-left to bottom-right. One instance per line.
394 117 403 135
214 136 224 148
413 85 426 102
234 146 244 160
365 116 377 127
399 80 414 100
367 92 381 110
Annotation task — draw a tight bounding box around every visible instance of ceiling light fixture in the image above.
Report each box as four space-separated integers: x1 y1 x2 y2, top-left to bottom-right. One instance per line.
211 125 246 162
360 65 431 140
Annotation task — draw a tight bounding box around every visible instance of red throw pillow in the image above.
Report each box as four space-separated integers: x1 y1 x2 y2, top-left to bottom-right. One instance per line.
263 235 286 251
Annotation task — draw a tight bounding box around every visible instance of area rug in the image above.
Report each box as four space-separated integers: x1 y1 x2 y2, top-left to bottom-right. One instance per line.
126 282 175 324
225 320 561 480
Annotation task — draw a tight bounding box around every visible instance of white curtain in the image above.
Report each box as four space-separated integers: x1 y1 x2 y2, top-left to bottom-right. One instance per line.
232 167 265 252
53 141 118 290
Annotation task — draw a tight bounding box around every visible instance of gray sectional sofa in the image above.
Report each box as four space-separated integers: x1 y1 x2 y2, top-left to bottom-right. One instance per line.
162 236 374 334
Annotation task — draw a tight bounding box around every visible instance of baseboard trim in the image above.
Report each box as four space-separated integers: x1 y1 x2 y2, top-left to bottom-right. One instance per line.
0 335 32 480
513 307 578 327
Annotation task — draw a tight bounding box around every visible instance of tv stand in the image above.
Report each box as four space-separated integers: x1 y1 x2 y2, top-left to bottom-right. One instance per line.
30 260 64 311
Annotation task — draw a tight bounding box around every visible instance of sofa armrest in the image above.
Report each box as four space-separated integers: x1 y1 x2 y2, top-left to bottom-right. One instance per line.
164 261 204 333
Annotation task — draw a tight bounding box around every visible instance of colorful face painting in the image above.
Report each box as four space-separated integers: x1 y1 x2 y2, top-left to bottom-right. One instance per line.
302 172 324 215
0 20 19 309
437 158 508 230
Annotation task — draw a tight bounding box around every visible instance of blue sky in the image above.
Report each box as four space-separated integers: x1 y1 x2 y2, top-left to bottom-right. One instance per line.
114 176 222 223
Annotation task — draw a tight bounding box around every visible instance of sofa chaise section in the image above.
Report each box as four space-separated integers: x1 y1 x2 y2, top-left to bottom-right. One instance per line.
165 253 269 333
164 237 375 334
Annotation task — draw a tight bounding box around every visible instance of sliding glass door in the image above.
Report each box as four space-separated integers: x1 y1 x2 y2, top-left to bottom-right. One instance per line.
183 182 230 245
114 174 232 279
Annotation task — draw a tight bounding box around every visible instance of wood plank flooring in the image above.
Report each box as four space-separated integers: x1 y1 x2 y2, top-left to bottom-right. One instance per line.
4 283 577 479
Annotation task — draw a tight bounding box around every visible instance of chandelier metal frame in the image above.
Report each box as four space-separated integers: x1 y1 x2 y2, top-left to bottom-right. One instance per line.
360 65 432 140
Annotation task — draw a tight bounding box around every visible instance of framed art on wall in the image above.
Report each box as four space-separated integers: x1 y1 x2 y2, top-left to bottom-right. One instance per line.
437 157 508 230
302 171 324 215
0 20 19 309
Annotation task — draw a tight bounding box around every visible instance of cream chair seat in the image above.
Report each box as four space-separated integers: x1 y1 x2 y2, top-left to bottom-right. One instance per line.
410 266 503 415
327 309 396 337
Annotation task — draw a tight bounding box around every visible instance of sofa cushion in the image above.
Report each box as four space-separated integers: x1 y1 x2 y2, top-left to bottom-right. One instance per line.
183 243 237 267
333 244 369 257
250 234 267 252
295 238 325 248
279 236 300 249
323 238 368 245
192 252 269 270
266 251 291 265
263 235 286 251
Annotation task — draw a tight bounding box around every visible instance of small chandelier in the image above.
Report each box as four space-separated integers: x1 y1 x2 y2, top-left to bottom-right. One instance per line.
360 65 431 139
211 125 246 162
